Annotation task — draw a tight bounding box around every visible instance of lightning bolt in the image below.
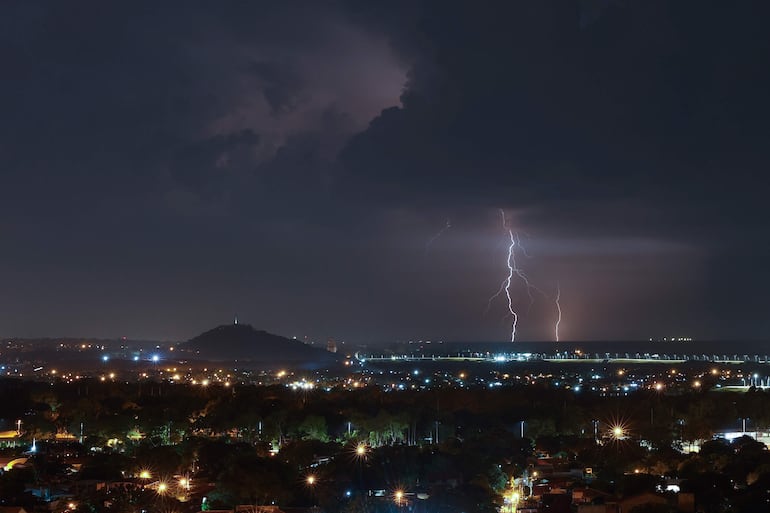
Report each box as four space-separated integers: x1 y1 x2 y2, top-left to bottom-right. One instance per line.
485 210 519 341
509 237 547 312
555 282 562 342
424 218 451 254
487 209 549 341
515 232 533 258
503 229 518 342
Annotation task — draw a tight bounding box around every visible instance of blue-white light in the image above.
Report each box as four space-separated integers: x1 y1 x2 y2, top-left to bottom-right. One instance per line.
151 355 160 363
102 355 109 362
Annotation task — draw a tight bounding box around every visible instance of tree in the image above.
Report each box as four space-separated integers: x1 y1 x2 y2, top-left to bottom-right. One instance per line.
299 415 330 442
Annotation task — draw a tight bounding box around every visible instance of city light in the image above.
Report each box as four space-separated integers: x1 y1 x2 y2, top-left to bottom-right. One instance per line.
306 475 316 486
607 420 630 441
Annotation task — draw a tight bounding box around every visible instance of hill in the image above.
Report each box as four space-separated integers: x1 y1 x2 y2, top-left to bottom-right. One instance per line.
179 323 339 365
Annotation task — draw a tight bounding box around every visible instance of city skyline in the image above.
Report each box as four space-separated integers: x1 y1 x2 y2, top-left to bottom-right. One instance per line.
2 1 770 343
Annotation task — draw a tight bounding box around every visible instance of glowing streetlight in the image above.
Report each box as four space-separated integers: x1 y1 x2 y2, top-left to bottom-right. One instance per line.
306 475 316 486
356 443 367 457
139 469 151 479
394 490 404 506
157 482 168 494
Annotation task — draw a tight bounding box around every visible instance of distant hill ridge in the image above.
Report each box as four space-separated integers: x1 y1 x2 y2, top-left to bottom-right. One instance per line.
180 323 338 364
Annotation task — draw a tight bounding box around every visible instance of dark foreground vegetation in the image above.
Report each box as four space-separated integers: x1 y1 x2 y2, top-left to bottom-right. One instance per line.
2 378 770 512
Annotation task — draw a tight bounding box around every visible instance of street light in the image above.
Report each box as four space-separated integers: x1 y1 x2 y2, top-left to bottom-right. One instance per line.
306 475 318 509
394 490 404 507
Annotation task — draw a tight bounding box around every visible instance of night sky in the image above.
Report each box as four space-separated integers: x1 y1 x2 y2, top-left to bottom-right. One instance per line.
2 1 770 344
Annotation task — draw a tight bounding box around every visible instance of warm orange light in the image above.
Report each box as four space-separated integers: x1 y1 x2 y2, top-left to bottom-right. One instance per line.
139 470 151 479
306 475 316 485
356 443 367 456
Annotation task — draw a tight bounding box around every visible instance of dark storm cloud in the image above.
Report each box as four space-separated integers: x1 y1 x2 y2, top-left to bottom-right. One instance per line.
0 0 403 210
1 0 768 342
340 0 770 231
0 1 406 340
168 129 260 197
336 0 770 340
249 61 305 116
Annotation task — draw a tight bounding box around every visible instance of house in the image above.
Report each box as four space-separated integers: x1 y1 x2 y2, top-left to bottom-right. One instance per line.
571 488 611 505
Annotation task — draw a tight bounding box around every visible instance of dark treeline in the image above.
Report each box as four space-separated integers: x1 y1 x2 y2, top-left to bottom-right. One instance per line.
2 378 770 512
